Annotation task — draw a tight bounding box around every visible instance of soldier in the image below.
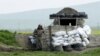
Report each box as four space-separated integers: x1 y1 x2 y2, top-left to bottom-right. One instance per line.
33 24 44 50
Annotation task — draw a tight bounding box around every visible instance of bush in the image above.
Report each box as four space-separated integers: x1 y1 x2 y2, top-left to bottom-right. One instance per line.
0 30 16 45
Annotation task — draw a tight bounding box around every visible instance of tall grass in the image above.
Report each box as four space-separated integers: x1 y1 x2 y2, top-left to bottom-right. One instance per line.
0 30 16 45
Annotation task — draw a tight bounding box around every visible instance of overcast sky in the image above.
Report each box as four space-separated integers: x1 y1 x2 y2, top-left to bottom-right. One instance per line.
0 0 100 14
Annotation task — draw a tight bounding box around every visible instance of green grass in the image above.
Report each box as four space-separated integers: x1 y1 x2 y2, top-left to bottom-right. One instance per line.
18 32 32 35
0 47 100 56
92 29 100 35
0 30 16 45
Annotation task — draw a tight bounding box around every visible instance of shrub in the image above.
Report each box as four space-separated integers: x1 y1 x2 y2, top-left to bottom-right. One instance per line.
0 30 16 45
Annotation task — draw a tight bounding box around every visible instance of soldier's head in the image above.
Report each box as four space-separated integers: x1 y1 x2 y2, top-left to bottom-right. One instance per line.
37 24 43 30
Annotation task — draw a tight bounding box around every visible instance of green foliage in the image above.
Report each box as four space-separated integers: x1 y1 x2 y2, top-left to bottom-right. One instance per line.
0 30 16 45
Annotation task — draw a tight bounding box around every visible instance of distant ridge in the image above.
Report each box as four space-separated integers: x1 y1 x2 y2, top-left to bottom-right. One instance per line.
0 2 100 30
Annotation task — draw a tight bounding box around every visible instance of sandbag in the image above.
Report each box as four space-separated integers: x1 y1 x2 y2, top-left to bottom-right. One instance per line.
83 25 91 35
52 42 62 47
67 30 78 36
67 25 91 38
54 31 66 36
77 27 88 38
83 38 90 45
73 34 82 44
82 41 87 46
28 36 36 44
52 36 63 41
63 41 69 46
52 36 64 46
64 35 68 38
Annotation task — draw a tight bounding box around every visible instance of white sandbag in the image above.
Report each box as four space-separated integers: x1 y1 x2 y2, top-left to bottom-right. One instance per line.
82 41 87 46
74 38 81 42
70 39 82 45
63 42 69 46
74 34 80 37
82 38 90 47
54 31 66 36
52 40 64 46
52 36 64 46
64 35 68 38
73 40 82 44
52 36 63 41
67 30 78 36
52 42 61 46
63 35 69 46
63 36 70 46
63 35 68 40
54 40 64 43
83 25 91 35
66 36 75 45
83 38 90 45
77 27 88 38
29 36 35 39
74 34 82 42
28 36 36 44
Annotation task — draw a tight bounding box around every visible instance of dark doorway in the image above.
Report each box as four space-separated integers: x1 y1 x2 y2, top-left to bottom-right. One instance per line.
60 19 76 26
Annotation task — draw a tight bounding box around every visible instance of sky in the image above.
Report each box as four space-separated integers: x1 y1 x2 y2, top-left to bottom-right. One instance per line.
0 0 100 14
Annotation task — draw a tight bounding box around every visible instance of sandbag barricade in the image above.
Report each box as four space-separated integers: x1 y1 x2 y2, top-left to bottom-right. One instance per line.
52 25 91 51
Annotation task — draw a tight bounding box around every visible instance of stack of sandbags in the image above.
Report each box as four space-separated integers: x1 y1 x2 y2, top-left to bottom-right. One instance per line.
52 31 73 47
76 27 90 46
52 31 74 46
67 34 82 45
52 30 90 47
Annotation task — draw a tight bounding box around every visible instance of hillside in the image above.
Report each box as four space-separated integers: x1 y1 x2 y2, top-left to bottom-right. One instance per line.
0 2 100 30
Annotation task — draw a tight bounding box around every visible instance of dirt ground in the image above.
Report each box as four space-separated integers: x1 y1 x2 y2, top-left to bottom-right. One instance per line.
88 35 100 48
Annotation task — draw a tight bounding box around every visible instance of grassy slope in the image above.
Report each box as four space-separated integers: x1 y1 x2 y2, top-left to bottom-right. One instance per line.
0 30 17 45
